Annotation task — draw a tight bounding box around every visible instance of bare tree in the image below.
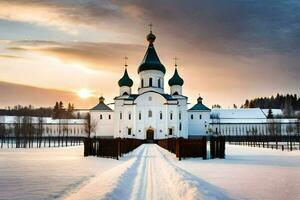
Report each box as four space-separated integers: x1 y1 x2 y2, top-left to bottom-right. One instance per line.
84 113 97 138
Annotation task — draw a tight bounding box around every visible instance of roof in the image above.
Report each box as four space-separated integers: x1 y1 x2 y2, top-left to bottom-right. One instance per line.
262 109 283 116
118 69 133 87
91 103 112 111
115 92 175 101
189 97 210 111
138 32 166 74
168 68 184 86
189 103 211 111
91 96 113 111
210 108 266 119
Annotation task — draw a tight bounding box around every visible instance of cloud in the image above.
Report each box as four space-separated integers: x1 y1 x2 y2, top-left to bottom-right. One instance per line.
0 81 97 108
6 40 145 72
0 54 22 59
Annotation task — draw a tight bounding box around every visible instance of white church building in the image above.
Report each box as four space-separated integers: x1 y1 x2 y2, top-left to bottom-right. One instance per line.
90 30 211 140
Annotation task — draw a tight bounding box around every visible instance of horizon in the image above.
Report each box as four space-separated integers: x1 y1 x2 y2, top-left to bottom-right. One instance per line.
0 1 300 109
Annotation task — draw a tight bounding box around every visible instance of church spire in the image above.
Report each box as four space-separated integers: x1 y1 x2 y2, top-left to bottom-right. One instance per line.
118 57 133 87
146 23 156 44
138 24 166 74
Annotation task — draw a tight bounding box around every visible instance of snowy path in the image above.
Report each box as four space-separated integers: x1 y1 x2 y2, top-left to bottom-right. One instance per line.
64 144 230 200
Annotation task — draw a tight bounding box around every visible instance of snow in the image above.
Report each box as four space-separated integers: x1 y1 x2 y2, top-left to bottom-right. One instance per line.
0 144 299 200
0 146 121 200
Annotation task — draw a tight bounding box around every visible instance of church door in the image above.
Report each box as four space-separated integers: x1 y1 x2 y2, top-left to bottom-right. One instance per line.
146 129 154 142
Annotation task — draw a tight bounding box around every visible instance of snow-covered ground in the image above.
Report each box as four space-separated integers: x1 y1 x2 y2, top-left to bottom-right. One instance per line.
0 144 299 200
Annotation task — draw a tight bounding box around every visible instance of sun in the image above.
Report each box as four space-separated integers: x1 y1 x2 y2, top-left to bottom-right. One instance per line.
77 89 91 99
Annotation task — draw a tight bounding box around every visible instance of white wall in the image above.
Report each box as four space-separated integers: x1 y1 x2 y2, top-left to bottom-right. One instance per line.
138 70 164 94
114 91 188 139
188 111 211 136
90 111 114 137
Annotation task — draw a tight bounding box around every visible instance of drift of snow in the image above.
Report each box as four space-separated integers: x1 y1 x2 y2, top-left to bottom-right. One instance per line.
64 144 230 200
1 144 299 200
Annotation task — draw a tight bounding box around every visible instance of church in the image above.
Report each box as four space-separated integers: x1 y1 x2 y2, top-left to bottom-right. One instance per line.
90 29 211 140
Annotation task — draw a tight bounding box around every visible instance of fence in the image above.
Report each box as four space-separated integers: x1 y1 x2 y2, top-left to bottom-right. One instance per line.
84 137 226 160
210 136 225 158
0 136 83 148
226 135 300 151
157 136 225 160
84 138 143 159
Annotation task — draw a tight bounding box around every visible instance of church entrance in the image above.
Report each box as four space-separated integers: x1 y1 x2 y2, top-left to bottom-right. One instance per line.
146 129 154 143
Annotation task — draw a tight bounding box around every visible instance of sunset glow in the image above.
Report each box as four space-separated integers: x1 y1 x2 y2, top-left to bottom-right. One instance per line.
77 89 91 99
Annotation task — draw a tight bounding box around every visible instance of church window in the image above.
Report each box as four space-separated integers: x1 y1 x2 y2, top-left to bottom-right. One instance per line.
168 128 173 135
149 78 153 87
199 115 202 119
179 112 181 120
148 110 152 118
141 79 144 87
128 128 132 135
109 115 111 120
139 112 141 120
129 113 131 120
179 123 182 131
120 112 122 120
123 92 128 96
173 91 179 95
158 79 161 88
100 114 102 119
160 112 163 120
191 114 194 119
170 112 173 120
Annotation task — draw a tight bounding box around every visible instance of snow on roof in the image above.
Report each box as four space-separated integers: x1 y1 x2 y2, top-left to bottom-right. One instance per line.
211 108 267 119
0 116 85 124
262 109 283 116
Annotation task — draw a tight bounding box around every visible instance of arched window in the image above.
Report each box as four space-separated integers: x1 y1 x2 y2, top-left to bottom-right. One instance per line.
123 92 128 96
108 115 111 120
148 110 152 118
158 79 161 88
141 79 144 88
179 112 181 120
173 91 179 95
170 112 173 120
191 114 194 119
179 122 182 131
149 78 153 87
139 112 141 120
160 112 163 120
120 112 122 120
100 114 102 119
128 113 131 120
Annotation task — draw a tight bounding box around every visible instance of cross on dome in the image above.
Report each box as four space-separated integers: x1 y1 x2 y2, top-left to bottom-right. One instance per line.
173 57 178 68
124 56 128 68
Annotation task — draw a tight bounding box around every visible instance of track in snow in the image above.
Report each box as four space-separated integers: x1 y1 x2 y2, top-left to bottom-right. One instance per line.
64 144 231 200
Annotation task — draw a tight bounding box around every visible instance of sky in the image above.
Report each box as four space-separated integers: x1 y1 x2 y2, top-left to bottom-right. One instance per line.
0 0 299 109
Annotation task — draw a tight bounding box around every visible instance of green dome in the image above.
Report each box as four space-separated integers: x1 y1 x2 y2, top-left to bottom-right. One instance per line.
168 68 184 86
118 69 133 87
138 32 166 74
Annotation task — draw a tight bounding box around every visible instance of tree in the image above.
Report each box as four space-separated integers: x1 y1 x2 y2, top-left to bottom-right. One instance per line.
212 104 222 109
84 113 97 138
267 109 273 119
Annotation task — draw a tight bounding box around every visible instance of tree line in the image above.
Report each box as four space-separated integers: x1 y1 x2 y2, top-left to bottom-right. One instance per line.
242 93 300 116
0 101 80 119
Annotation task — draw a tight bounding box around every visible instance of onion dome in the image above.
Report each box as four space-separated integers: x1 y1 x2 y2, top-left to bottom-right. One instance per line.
118 69 133 87
168 68 184 86
138 31 166 74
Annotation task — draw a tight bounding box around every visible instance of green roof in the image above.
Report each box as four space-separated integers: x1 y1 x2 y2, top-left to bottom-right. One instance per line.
168 68 184 86
118 69 133 87
189 97 211 111
138 32 166 74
